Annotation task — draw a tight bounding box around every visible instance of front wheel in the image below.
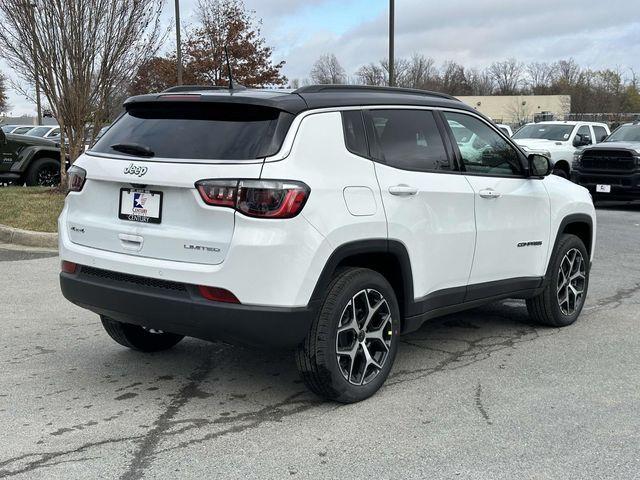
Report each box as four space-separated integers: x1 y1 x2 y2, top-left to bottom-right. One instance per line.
527 234 589 327
552 167 569 179
101 316 184 352
296 268 400 403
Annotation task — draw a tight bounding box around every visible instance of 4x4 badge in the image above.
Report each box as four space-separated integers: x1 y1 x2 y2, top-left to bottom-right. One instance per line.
123 164 148 177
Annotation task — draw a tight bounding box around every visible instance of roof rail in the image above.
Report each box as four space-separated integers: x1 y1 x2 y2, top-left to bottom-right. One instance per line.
293 84 458 101
162 85 230 93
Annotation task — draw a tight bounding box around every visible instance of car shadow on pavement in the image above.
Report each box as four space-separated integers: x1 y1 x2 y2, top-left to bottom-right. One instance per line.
83 299 543 406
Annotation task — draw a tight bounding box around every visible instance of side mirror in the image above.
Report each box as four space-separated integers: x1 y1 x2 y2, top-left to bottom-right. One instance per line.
573 134 591 147
0 129 6 145
528 153 552 177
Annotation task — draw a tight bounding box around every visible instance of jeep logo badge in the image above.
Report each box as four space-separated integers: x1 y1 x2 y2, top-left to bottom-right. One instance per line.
124 164 148 177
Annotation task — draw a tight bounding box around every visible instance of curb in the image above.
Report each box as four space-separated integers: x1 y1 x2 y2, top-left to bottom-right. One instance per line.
0 224 58 249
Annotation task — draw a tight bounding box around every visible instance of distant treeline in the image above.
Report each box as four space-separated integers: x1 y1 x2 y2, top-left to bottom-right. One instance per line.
295 55 640 114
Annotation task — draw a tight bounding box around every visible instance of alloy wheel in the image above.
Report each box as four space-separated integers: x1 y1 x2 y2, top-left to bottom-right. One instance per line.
335 289 393 386
557 248 586 315
37 166 60 187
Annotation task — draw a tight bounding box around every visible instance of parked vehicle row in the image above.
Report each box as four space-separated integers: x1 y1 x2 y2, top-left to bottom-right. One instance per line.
59 85 595 403
1 124 61 140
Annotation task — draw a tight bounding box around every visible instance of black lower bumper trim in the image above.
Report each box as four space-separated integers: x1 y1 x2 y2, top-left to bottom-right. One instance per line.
60 267 316 349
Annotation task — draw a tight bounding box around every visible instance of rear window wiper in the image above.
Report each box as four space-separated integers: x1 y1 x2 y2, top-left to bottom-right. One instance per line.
111 143 155 157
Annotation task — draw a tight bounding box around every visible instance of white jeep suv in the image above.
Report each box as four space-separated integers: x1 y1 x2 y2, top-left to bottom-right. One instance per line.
512 121 610 178
59 85 596 403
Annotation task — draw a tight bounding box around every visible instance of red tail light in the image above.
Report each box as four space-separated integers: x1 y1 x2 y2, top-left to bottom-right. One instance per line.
196 179 310 219
61 261 78 273
198 285 240 304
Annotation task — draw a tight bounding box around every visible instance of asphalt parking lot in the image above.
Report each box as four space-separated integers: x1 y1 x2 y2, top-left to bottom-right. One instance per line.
1 205 639 480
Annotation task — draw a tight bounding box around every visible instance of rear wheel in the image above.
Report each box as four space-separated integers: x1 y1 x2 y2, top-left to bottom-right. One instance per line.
25 157 60 187
101 316 184 352
296 268 400 403
527 234 589 327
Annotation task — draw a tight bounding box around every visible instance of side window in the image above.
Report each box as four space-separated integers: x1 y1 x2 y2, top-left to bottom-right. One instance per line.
443 112 523 176
48 128 60 137
593 126 608 143
367 109 449 171
575 125 591 145
341 111 368 158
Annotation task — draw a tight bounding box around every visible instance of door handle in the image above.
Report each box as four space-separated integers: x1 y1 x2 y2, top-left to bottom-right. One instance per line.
479 188 501 199
389 185 418 196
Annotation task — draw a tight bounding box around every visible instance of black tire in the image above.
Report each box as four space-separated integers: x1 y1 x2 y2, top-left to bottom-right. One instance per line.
101 316 184 352
25 157 60 187
296 268 400 403
527 234 590 327
552 167 569 179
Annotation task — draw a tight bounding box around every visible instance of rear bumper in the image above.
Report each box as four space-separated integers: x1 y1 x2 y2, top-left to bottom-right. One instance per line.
60 266 316 349
572 170 640 201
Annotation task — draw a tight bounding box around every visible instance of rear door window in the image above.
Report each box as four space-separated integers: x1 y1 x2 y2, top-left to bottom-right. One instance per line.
92 102 294 160
365 109 450 172
593 126 608 143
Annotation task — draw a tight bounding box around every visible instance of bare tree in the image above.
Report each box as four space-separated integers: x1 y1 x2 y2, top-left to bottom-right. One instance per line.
505 97 531 125
440 61 470 95
489 58 523 95
526 62 553 93
554 59 581 86
310 54 346 84
0 0 165 187
356 62 386 86
401 54 437 89
381 58 409 87
466 68 495 95
0 72 8 113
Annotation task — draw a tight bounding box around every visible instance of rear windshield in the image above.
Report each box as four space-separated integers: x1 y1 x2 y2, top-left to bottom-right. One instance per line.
92 102 293 160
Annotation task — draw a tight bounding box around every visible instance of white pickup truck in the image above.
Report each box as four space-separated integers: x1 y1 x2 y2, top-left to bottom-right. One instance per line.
512 121 610 178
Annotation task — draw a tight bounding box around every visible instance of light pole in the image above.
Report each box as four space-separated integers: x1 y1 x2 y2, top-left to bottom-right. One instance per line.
29 2 42 125
388 0 395 87
175 0 183 85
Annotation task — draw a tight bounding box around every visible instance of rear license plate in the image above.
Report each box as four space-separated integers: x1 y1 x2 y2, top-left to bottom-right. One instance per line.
119 189 163 224
596 184 611 193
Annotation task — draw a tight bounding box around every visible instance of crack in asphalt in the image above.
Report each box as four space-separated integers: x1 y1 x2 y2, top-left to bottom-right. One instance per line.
474 383 492 425
585 282 640 311
391 324 549 387
118 355 216 480
0 434 144 478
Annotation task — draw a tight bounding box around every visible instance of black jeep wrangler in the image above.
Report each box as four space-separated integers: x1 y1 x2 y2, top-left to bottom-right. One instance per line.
0 128 63 186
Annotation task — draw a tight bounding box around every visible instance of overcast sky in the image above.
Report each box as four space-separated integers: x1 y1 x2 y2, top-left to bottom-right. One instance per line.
3 0 640 116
